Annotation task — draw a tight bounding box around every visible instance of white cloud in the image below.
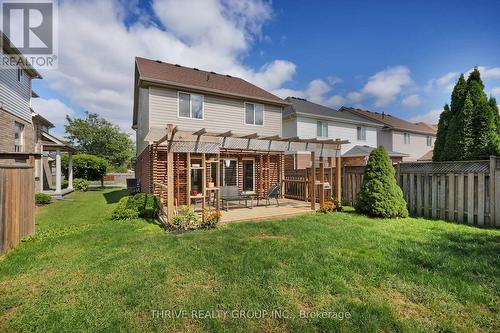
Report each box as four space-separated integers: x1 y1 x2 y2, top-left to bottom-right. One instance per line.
360 66 413 107
491 87 500 97
37 0 294 133
326 95 345 108
273 78 344 108
409 109 442 124
401 94 421 107
427 71 459 92
31 98 76 137
468 66 500 80
347 91 363 103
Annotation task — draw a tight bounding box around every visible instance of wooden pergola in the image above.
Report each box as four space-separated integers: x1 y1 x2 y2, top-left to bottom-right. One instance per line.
146 124 348 221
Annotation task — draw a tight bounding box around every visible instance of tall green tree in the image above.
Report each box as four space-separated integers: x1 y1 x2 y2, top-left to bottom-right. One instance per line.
433 104 450 161
489 96 500 134
443 74 467 160
65 112 134 169
437 69 500 160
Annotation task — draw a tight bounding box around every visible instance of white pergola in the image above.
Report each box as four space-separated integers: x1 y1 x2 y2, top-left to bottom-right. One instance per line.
39 132 75 197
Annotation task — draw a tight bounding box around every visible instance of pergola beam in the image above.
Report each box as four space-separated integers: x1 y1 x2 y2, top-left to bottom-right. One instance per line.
193 128 207 136
240 133 259 139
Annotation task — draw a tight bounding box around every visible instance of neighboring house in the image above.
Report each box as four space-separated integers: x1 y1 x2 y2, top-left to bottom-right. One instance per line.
340 107 437 161
0 31 73 197
282 97 383 169
132 57 344 216
32 109 74 197
0 32 41 153
342 145 408 166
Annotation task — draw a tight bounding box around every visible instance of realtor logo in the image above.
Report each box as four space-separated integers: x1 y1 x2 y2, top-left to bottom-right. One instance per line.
1 0 58 69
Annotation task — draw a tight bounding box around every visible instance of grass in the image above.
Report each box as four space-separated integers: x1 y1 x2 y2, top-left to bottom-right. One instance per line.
0 188 499 332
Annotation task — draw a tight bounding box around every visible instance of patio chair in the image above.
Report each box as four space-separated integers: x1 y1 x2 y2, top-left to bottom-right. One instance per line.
220 186 252 211
126 178 140 194
257 182 281 207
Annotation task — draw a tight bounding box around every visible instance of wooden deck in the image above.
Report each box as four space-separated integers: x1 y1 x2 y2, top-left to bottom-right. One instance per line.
220 198 313 223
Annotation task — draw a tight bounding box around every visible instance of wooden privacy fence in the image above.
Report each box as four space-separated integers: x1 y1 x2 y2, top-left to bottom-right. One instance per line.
398 157 500 227
0 153 37 254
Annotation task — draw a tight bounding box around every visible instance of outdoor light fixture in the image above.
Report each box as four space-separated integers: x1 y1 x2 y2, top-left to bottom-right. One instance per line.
225 159 231 168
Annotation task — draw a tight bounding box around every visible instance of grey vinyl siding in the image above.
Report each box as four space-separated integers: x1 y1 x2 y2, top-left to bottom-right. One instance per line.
136 87 150 154
0 47 32 123
149 86 282 136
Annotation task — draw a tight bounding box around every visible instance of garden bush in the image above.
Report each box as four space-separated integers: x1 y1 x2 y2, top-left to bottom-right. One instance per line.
111 193 160 220
73 178 90 192
35 193 52 205
62 154 108 181
62 180 69 189
355 146 408 218
111 197 140 220
169 205 201 230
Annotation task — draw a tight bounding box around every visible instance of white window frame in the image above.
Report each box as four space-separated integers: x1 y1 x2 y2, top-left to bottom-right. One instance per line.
317 120 328 138
427 136 432 147
177 91 204 120
244 102 264 126
357 126 367 141
221 158 238 187
242 157 255 194
14 122 24 152
404 133 411 144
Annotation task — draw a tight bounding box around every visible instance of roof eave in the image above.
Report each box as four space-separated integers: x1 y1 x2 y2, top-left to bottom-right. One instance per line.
291 112 384 127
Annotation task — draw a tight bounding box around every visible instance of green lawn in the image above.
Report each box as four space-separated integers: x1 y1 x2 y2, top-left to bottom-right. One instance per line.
0 189 499 332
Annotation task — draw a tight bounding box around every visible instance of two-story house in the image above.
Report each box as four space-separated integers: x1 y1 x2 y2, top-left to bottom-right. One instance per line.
0 32 42 153
133 57 345 217
340 107 437 161
0 31 74 197
282 97 407 167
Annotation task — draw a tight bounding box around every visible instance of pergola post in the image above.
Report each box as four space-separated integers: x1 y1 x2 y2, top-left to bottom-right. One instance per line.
67 152 73 190
310 151 316 210
167 151 174 221
40 144 44 192
55 148 62 194
319 156 324 205
328 156 334 199
216 153 220 211
335 154 342 202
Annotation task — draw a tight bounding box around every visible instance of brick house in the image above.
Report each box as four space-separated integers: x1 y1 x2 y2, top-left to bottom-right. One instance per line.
133 58 345 218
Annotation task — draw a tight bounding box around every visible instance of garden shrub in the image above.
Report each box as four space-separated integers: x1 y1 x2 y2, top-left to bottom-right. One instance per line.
73 178 90 192
62 154 108 181
169 205 200 230
111 193 160 220
62 180 69 189
111 197 139 220
35 193 52 205
355 146 408 218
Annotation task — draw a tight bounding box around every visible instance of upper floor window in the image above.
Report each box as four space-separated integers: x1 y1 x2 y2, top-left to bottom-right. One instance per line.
14 122 24 152
17 68 23 82
317 120 328 137
178 92 203 119
404 132 411 144
357 126 366 141
427 136 433 147
245 102 264 125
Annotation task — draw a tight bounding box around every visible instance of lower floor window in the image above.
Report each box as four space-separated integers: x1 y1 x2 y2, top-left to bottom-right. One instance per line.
14 122 24 152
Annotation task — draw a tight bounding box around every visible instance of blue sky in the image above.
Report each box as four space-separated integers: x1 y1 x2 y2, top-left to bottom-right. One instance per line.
31 0 500 136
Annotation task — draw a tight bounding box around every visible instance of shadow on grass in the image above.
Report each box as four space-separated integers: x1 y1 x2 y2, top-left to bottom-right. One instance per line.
103 189 128 204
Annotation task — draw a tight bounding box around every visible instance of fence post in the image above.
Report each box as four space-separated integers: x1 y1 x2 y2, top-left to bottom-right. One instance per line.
490 156 496 226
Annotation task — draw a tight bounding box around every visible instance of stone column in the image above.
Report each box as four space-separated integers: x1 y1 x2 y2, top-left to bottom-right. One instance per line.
55 149 62 194
68 152 73 190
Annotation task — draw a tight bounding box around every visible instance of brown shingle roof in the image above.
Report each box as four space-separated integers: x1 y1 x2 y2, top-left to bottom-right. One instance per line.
340 107 437 135
135 57 286 105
